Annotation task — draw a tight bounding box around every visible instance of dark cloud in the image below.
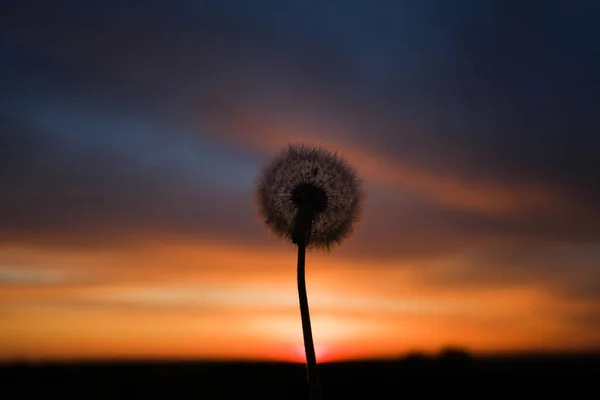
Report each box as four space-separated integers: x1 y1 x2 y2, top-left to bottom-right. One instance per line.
415 242 600 304
1 0 599 288
0 112 264 248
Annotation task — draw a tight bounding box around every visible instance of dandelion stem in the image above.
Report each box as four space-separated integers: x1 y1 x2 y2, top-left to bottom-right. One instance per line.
297 243 322 400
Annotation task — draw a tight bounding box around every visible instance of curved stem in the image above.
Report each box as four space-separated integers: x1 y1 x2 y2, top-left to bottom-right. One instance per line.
297 244 322 400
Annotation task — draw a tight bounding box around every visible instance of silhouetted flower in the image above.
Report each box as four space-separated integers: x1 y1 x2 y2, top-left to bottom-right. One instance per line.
256 143 363 250
255 143 363 400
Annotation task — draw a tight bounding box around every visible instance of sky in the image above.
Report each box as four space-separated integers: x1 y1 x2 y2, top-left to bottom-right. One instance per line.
1 0 600 362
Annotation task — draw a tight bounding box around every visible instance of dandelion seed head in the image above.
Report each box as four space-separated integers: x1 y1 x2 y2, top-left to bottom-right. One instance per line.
255 143 363 250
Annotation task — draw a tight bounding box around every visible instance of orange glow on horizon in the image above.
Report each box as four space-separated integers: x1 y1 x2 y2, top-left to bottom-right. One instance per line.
1 241 599 363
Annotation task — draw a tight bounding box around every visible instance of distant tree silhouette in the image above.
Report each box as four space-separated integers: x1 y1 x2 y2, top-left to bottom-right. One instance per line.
438 347 472 363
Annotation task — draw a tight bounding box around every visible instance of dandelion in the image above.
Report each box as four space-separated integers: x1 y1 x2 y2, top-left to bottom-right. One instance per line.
255 143 363 399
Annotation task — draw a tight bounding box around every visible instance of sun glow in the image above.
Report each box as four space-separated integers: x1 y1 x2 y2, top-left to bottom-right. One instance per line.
292 342 333 363
2 241 600 362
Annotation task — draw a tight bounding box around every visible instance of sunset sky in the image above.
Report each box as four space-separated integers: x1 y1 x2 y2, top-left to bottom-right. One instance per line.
1 1 600 363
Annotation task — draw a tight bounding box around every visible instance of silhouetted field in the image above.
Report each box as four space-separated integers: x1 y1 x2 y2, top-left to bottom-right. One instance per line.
2 352 599 399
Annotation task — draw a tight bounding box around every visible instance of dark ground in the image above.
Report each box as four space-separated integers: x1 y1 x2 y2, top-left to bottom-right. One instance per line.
2 351 599 399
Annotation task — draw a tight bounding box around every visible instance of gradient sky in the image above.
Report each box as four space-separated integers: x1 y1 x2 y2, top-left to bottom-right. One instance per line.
1 0 600 362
